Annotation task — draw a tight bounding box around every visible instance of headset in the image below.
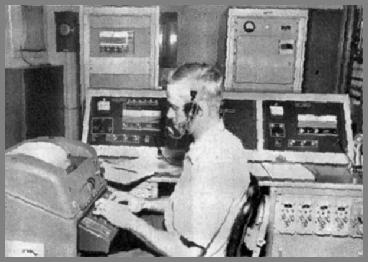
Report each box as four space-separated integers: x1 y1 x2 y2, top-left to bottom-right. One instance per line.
184 90 202 121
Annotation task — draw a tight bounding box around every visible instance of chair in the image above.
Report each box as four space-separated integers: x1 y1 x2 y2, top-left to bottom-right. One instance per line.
226 193 270 257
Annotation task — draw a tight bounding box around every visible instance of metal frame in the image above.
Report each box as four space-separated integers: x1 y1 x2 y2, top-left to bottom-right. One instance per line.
80 6 160 93
225 8 308 92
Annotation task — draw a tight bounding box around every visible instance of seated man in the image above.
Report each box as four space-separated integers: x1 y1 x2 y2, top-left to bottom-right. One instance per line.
93 63 251 257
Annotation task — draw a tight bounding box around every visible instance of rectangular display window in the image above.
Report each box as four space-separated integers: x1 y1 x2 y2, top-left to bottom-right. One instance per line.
98 30 135 54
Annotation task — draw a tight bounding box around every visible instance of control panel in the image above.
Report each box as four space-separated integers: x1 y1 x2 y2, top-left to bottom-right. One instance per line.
87 96 167 147
263 100 347 153
225 8 308 92
274 194 363 238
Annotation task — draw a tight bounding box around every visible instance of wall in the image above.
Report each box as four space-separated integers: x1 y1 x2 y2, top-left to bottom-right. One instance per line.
176 5 227 66
5 6 49 68
45 5 80 140
5 5 80 140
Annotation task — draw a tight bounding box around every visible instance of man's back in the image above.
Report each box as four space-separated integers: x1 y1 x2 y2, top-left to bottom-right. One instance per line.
166 121 251 256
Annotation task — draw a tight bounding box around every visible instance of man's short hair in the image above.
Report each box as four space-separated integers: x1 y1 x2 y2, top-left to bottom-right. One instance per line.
168 63 223 109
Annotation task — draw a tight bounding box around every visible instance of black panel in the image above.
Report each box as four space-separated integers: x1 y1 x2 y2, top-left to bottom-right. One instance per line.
263 100 347 153
159 12 178 68
55 11 79 52
87 97 258 151
222 99 257 150
5 69 25 149
24 66 65 139
302 9 345 93
87 96 167 147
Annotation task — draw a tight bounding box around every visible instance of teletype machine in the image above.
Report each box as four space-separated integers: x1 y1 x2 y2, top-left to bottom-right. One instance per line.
5 137 119 257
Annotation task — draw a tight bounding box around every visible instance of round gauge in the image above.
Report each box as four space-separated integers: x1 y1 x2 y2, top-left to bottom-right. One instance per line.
243 21 256 33
59 23 72 36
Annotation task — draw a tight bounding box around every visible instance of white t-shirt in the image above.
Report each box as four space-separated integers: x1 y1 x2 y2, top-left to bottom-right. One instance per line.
165 121 250 256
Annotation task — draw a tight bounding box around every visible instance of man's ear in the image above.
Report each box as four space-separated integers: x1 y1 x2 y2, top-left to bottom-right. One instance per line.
195 101 205 117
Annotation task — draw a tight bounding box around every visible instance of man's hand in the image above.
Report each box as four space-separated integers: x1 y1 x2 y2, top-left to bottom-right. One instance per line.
109 191 145 213
93 199 137 229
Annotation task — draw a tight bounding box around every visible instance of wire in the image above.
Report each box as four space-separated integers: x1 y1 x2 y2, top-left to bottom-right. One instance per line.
20 47 36 66
19 46 48 67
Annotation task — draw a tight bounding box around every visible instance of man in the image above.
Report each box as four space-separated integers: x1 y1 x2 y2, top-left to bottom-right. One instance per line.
93 63 251 257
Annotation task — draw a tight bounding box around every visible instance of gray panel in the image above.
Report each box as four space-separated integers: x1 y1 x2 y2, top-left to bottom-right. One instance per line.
90 15 151 28
270 234 363 257
235 17 299 36
90 74 151 89
235 36 295 84
5 69 25 149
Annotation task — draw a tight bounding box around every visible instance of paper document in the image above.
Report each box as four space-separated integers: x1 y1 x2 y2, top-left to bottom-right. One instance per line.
248 163 270 177
261 163 315 181
101 154 181 185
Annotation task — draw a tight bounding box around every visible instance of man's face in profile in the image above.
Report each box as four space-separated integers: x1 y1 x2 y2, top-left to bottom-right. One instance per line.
166 81 192 136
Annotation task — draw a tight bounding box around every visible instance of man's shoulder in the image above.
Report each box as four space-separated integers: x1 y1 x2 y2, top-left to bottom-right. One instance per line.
191 128 246 162
215 128 245 154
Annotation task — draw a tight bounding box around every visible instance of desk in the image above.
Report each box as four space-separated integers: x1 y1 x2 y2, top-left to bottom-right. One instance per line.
261 168 363 257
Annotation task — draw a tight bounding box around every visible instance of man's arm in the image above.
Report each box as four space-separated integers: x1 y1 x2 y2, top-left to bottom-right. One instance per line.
94 200 204 257
141 197 170 213
108 190 170 213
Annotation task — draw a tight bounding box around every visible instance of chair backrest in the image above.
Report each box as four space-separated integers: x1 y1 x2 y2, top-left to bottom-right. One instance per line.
225 173 263 256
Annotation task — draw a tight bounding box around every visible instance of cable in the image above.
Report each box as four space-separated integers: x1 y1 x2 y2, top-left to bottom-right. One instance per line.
20 47 36 66
19 45 48 67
